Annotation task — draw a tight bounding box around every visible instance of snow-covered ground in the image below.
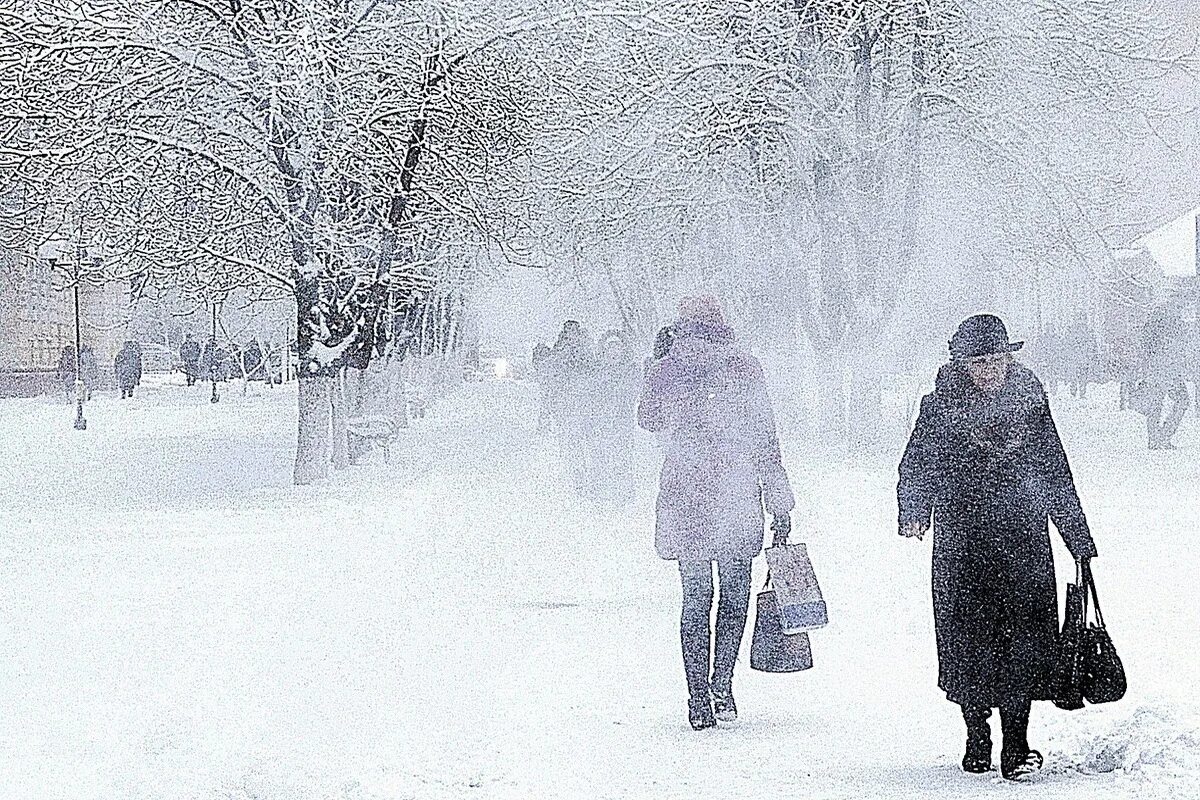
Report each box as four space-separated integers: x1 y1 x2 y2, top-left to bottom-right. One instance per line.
2 375 1198 800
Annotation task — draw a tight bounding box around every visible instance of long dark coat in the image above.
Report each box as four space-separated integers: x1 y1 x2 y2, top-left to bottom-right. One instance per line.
114 344 142 391
897 362 1097 707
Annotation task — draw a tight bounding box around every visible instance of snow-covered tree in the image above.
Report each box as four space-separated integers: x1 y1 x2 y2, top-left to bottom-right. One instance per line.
3 0 572 481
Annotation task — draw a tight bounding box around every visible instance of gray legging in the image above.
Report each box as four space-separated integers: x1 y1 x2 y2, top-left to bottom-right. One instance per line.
678 559 752 700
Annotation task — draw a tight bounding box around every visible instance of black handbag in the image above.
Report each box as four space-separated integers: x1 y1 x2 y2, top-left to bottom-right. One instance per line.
1053 560 1125 710
1052 576 1086 711
1080 561 1127 704
750 574 813 673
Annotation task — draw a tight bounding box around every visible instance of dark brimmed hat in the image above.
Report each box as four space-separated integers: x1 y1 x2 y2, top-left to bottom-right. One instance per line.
949 314 1024 360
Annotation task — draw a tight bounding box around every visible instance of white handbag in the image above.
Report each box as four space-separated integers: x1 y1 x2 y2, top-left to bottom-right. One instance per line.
764 543 828 634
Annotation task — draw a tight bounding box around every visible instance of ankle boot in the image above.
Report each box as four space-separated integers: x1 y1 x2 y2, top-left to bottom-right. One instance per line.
999 696 1041 780
712 686 737 723
961 706 993 773
688 694 716 731
1000 749 1043 780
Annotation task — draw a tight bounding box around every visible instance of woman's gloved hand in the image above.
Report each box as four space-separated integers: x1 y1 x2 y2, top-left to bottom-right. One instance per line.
771 513 791 547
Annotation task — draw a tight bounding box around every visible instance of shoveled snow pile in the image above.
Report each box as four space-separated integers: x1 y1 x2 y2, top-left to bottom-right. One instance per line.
1052 705 1200 784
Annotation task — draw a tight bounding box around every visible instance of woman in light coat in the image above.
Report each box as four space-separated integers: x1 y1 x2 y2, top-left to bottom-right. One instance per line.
639 296 794 730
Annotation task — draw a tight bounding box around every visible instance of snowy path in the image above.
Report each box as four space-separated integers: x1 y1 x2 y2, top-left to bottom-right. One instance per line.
1 377 1198 799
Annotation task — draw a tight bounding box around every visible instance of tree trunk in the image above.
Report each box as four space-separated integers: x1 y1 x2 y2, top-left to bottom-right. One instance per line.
294 374 333 485
330 369 349 471
816 350 847 445
847 362 883 456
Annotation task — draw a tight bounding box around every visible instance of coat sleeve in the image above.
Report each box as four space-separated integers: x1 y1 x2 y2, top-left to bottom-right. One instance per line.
897 394 940 529
748 363 795 517
1035 399 1098 560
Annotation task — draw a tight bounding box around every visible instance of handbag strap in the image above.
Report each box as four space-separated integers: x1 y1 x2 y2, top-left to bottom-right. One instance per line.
1082 560 1105 628
1075 558 1088 618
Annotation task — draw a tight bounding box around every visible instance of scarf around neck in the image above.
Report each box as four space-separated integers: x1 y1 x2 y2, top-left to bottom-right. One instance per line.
933 361 1046 464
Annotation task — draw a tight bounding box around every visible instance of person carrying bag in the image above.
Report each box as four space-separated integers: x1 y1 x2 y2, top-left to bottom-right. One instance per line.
639 296 795 731
897 315 1099 781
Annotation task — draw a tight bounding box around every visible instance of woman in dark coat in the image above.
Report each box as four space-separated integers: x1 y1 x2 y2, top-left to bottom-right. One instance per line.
897 314 1098 781
114 340 142 399
640 296 795 731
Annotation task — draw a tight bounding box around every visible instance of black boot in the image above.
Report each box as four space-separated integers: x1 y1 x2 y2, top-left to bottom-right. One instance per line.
688 694 716 731
712 687 737 723
961 705 993 773
999 696 1042 780
1000 749 1043 780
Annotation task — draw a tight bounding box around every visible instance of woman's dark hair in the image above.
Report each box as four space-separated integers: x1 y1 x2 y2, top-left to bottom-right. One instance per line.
653 325 676 360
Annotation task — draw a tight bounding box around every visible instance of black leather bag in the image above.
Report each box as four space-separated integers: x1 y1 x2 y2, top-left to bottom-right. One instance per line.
1080 562 1127 705
1053 561 1125 710
750 577 813 673
1052 577 1087 711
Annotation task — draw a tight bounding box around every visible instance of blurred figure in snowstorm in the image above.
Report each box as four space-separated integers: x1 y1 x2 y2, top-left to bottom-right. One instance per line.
57 345 77 400
1139 305 1190 450
897 314 1098 781
180 333 201 386
639 295 795 731
1032 325 1062 396
548 320 597 493
114 340 143 399
585 329 642 501
1063 315 1097 399
531 343 554 433
78 345 99 400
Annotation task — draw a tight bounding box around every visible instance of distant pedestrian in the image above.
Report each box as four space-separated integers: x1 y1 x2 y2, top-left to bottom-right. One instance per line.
180 333 201 386
78 345 98 399
1063 315 1097 399
1139 306 1190 450
585 330 641 501
57 345 77 399
114 340 142 399
547 320 596 492
639 295 795 731
531 343 554 432
897 314 1098 781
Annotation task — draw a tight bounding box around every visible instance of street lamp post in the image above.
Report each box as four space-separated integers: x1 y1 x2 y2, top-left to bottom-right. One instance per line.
42 237 88 431
72 253 87 430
